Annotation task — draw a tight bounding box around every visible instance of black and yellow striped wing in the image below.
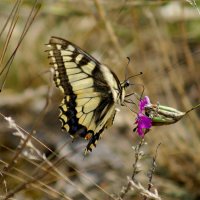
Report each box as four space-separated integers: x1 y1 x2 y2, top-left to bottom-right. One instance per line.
47 36 122 153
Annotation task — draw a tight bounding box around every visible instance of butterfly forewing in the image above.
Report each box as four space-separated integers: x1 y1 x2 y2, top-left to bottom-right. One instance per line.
47 36 123 153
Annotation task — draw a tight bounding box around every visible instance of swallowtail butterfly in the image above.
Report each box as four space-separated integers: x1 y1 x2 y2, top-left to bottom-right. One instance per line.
47 36 130 154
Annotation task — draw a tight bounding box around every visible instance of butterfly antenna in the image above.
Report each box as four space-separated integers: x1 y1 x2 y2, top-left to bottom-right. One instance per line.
124 56 130 81
126 72 143 82
139 83 145 100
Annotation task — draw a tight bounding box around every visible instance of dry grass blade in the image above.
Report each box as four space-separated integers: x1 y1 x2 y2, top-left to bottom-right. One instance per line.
93 0 125 59
0 0 41 92
0 116 92 200
0 113 115 199
0 0 21 73
0 161 72 200
0 0 21 38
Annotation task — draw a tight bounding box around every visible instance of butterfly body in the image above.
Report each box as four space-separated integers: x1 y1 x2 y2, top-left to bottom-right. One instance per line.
47 36 128 153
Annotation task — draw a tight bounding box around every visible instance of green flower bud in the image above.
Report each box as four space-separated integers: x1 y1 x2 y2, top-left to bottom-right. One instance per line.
145 104 186 126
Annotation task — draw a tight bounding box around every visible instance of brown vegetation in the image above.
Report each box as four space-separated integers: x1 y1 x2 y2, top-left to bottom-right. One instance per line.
0 1 199 199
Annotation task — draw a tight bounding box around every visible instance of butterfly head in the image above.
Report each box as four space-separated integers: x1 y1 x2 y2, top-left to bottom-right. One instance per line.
123 80 130 88
121 72 143 105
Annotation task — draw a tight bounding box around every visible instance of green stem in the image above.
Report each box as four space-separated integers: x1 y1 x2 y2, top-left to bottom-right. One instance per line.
185 103 200 115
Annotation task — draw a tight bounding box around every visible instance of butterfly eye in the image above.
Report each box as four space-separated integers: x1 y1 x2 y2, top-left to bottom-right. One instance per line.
124 80 130 88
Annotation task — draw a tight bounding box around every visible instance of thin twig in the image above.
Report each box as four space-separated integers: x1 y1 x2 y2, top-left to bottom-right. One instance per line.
128 177 161 200
119 138 145 199
143 143 161 200
185 104 200 114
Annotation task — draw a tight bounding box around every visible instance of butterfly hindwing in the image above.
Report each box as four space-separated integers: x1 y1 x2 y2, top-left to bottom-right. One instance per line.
47 36 122 153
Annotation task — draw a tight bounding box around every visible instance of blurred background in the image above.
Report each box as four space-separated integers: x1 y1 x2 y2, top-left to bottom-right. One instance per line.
0 0 200 199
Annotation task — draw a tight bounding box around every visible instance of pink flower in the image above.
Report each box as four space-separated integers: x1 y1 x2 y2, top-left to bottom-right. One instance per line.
139 96 151 112
135 113 152 137
134 96 152 137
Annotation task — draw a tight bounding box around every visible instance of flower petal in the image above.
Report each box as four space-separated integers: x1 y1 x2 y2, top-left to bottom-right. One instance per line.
137 126 144 137
139 96 151 112
135 113 152 137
